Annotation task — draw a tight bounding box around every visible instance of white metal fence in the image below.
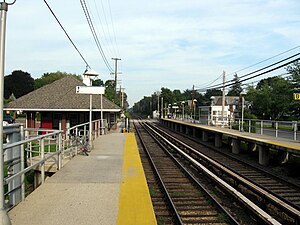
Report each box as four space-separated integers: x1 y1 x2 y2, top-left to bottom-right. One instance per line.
2 118 107 211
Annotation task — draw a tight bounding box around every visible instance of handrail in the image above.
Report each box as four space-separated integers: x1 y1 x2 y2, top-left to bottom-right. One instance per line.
2 119 107 210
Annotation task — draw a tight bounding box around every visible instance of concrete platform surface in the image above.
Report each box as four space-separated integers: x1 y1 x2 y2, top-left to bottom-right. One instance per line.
8 133 156 225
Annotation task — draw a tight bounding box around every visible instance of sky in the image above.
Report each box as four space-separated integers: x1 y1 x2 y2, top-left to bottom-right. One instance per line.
4 0 300 106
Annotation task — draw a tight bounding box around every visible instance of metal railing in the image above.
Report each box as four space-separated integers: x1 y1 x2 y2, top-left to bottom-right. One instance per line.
3 124 63 209
172 116 299 142
2 118 108 210
229 119 299 141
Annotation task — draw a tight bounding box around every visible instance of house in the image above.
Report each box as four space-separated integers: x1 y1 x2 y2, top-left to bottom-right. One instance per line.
199 96 240 126
4 76 121 133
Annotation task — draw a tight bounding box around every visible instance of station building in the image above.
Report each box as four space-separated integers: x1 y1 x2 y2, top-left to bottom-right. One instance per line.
4 76 121 134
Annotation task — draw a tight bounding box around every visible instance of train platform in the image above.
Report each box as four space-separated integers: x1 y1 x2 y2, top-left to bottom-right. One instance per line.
162 118 300 152
8 133 156 225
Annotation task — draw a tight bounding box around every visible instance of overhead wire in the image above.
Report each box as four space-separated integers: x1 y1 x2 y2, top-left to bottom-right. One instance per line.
197 52 300 91
91 0 115 57
43 0 91 69
227 45 300 77
195 73 223 89
207 56 300 90
80 0 114 73
100 0 118 57
107 0 120 57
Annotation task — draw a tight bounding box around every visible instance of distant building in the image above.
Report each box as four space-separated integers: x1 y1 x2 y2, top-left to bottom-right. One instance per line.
199 96 240 126
5 76 121 133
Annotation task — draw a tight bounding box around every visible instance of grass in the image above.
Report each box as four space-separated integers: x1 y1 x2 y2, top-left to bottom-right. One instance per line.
149 186 157 197
217 213 228 222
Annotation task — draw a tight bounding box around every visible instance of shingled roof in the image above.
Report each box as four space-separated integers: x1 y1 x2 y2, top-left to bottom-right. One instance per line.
5 76 121 112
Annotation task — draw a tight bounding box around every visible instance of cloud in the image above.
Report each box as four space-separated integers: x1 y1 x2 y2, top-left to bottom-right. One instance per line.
4 0 300 106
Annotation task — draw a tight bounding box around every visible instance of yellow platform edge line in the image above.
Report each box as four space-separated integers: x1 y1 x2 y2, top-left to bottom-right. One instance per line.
116 133 157 225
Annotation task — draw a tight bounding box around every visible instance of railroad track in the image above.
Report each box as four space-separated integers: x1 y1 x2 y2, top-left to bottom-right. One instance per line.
134 119 239 225
144 120 300 225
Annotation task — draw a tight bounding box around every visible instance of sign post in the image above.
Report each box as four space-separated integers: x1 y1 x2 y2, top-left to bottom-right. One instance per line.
76 86 105 147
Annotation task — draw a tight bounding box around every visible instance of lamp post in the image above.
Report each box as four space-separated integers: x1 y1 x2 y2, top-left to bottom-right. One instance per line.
241 95 245 132
0 1 15 224
193 99 197 123
181 101 185 120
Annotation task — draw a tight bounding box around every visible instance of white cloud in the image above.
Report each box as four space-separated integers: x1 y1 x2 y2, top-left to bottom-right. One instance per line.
4 0 300 106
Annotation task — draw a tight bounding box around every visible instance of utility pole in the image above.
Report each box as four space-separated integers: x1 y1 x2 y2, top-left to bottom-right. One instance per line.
0 1 15 224
157 93 160 117
112 58 121 103
120 86 125 109
161 97 163 118
222 71 226 127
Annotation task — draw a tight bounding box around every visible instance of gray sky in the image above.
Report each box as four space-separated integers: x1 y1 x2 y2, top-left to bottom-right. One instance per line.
5 0 300 106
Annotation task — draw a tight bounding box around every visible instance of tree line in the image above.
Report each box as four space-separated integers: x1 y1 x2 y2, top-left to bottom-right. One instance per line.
4 70 128 109
133 61 300 121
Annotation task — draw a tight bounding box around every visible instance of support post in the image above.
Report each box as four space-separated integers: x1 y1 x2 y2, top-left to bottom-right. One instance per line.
215 133 222 148
89 94 92 148
0 2 13 224
258 145 269 166
58 132 62 170
231 139 240 154
202 131 208 142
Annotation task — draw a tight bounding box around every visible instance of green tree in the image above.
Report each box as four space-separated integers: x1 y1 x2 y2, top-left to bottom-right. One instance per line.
92 78 104 86
287 60 300 91
286 60 300 118
104 80 120 105
173 89 183 102
227 73 243 96
34 71 80 89
203 88 222 105
246 77 293 120
4 70 34 99
160 87 175 106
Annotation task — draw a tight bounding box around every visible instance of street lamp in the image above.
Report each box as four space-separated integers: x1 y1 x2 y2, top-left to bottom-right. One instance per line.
240 94 245 132
181 101 185 120
193 99 197 123
173 103 178 119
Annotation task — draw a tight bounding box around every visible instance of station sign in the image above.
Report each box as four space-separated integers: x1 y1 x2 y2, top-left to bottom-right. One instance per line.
76 86 105 95
294 93 300 101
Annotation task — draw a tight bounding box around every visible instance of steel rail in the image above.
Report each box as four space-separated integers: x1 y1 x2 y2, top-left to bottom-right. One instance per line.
149 122 300 224
143 121 282 225
135 120 184 224
156 121 300 211
139 120 239 225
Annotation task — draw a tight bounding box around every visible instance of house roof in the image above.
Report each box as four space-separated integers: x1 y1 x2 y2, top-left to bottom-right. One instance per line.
5 76 121 112
213 96 240 106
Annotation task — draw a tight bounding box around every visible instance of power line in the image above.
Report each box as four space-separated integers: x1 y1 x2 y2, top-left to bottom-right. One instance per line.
227 45 300 77
107 0 120 56
198 52 300 91
210 57 300 90
92 0 115 57
80 0 114 73
195 73 223 89
43 0 91 69
100 0 117 56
